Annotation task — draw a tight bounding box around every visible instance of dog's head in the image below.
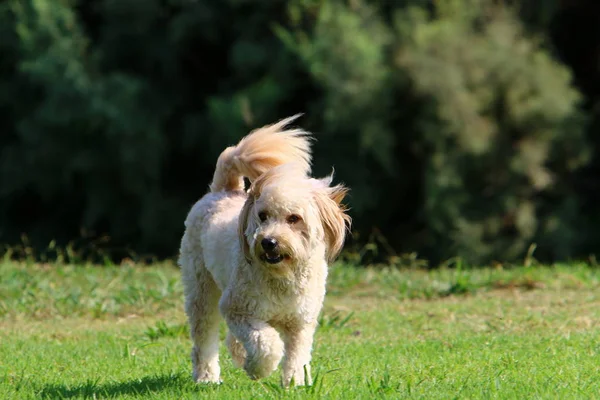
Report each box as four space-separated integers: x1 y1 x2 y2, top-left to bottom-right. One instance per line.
238 164 351 277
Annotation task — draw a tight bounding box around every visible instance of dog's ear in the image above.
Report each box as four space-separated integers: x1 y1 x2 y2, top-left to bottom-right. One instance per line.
314 184 351 264
238 195 255 262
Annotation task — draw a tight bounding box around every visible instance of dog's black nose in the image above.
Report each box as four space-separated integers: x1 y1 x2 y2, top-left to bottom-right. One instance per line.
261 237 278 251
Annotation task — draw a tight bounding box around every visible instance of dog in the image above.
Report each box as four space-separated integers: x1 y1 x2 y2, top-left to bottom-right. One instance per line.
178 115 351 387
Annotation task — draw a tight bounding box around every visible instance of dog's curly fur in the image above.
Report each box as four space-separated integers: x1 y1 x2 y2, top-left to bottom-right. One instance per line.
178 115 351 387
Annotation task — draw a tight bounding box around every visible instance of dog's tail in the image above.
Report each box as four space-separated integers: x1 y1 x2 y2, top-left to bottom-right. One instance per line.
209 114 312 193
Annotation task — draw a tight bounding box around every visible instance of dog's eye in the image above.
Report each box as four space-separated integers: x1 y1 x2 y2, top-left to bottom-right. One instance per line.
258 212 268 222
286 214 301 224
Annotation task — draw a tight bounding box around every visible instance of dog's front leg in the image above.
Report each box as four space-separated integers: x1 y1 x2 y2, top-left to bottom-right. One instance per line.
281 321 317 387
224 315 284 380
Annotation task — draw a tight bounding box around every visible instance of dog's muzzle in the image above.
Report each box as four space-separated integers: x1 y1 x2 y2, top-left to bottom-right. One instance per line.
260 237 284 264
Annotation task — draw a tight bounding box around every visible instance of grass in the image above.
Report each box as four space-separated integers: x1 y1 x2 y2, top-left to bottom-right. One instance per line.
1 260 600 399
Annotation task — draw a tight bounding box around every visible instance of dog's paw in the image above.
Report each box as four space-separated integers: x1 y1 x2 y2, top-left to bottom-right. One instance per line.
243 343 284 379
243 353 280 380
193 371 222 385
282 364 312 387
242 325 284 379
192 365 221 384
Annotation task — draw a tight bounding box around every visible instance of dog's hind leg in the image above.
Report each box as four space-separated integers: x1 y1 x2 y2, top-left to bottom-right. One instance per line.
226 331 247 368
180 246 222 384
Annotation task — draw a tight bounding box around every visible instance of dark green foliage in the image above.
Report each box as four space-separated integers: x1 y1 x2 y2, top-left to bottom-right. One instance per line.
1 0 170 256
0 0 303 258
395 3 589 263
0 0 597 265
284 0 589 264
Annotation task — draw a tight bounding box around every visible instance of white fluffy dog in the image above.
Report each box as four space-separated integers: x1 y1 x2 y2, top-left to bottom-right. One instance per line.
178 115 351 387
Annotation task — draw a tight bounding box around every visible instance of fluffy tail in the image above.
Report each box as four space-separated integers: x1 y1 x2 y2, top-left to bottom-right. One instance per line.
209 114 313 193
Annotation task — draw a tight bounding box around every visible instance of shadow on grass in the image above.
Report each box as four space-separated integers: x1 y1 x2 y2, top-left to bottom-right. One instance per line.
38 373 212 399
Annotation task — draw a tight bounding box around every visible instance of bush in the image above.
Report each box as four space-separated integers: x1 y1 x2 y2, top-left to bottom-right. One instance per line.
0 0 169 257
0 0 594 265
0 0 305 259
284 0 589 264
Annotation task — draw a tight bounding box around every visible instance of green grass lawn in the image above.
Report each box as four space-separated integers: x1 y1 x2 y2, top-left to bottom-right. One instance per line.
1 260 600 399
